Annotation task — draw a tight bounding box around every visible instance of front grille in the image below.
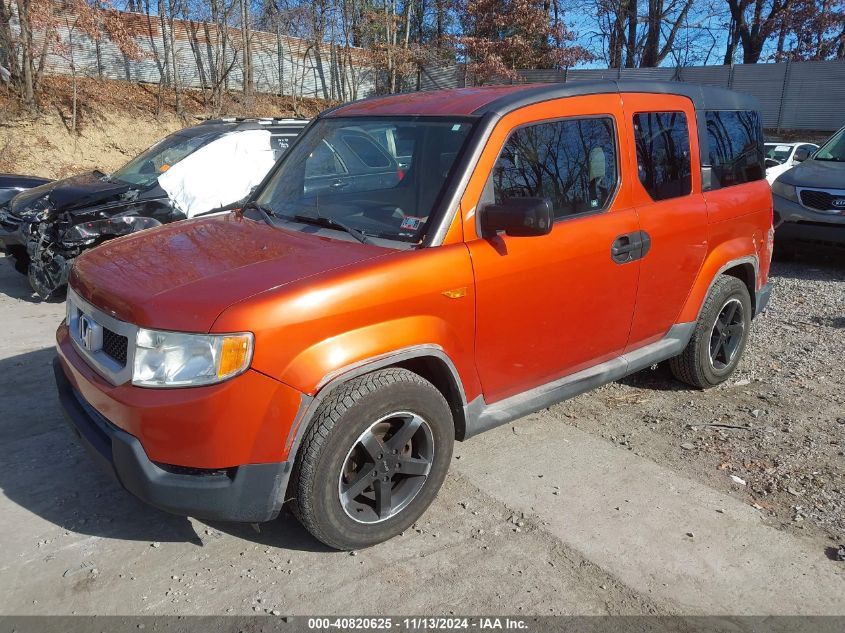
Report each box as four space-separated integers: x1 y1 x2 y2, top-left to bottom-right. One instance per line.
102 328 129 366
67 288 137 385
799 189 843 212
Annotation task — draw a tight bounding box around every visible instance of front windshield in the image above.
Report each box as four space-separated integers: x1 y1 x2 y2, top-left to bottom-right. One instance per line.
255 116 475 245
814 128 845 162
110 130 220 187
764 144 792 164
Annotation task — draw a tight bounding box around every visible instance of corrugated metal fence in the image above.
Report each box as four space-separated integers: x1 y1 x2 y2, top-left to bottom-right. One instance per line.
10 7 845 131
12 8 378 101
419 62 845 132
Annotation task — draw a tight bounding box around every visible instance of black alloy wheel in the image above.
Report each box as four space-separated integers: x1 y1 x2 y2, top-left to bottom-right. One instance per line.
338 412 434 524
708 298 745 371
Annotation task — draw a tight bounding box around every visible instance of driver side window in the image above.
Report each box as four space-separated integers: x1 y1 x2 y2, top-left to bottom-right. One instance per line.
483 117 619 219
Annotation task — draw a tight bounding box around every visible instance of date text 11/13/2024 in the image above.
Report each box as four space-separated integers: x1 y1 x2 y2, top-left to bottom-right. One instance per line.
306 618 530 630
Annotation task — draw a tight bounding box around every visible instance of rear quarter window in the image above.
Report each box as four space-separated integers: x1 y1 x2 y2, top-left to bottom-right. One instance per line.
705 110 764 188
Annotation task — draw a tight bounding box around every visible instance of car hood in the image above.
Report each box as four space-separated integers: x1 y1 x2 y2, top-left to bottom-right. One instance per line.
69 214 388 331
0 173 52 189
10 171 135 219
778 159 845 189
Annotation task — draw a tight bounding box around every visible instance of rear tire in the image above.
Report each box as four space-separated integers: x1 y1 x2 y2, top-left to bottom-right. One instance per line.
669 275 752 389
289 368 454 550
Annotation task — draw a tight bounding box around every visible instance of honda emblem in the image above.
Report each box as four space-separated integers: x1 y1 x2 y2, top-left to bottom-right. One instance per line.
78 315 97 351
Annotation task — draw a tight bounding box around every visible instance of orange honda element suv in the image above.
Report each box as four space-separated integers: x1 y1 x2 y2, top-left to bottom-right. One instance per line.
55 81 773 549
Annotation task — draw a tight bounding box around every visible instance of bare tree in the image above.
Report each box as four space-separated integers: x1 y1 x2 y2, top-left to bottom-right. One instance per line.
586 0 700 68
239 0 253 99
640 0 696 66
722 0 795 63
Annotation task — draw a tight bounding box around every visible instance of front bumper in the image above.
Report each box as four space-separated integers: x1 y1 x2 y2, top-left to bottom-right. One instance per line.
55 322 303 468
54 358 291 522
773 194 845 245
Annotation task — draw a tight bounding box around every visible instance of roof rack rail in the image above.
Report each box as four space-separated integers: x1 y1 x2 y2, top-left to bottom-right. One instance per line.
202 117 309 125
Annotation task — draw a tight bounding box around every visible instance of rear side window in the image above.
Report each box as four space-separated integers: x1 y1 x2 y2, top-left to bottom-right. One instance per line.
305 141 346 177
490 117 619 218
705 110 764 188
341 133 393 168
633 112 692 201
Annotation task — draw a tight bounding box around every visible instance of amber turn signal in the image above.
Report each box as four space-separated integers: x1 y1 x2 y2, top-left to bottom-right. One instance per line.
218 335 252 378
442 287 467 299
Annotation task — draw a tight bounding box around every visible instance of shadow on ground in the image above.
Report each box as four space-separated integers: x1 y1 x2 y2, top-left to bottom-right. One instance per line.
771 242 845 281
0 255 36 301
0 256 67 303
0 346 325 552
617 361 686 391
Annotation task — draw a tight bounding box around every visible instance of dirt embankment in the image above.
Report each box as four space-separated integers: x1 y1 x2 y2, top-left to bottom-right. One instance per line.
0 76 330 180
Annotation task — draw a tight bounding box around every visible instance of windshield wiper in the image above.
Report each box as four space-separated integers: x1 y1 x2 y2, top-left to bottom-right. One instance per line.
289 212 372 245
241 200 276 225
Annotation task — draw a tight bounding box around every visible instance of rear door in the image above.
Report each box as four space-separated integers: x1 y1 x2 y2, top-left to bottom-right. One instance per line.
699 109 770 287
463 96 642 403
621 94 708 350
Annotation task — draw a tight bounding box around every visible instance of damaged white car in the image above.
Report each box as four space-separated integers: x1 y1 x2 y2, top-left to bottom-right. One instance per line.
0 117 308 298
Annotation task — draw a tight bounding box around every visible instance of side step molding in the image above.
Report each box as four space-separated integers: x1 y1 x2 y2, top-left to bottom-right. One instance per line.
463 322 695 439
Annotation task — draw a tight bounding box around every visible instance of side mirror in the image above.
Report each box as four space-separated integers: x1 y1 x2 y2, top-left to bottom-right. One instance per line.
480 197 554 237
793 148 810 163
764 158 780 169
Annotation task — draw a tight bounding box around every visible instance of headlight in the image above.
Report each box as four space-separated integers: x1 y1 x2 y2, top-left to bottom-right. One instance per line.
771 180 799 203
133 328 253 388
61 216 160 245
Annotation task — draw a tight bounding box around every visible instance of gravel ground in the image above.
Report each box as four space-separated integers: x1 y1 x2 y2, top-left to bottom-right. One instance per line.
551 245 845 554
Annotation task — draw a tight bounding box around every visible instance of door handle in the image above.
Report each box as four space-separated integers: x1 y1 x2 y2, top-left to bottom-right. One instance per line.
330 180 348 189
611 231 651 264
612 236 641 255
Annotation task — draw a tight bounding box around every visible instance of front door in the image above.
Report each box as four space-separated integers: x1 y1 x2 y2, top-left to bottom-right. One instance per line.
464 96 642 403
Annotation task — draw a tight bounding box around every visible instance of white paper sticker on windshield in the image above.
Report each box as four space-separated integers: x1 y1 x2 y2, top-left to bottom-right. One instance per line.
775 145 791 151
401 216 423 230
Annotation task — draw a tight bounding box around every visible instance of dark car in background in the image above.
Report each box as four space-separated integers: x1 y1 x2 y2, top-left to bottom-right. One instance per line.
772 125 845 247
0 173 54 274
302 127 403 196
0 117 308 298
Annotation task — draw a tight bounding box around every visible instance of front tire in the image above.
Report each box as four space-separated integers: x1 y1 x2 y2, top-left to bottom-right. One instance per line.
669 275 752 389
290 368 454 550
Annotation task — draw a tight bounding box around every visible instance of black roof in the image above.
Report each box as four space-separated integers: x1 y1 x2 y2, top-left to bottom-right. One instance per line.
474 79 761 116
